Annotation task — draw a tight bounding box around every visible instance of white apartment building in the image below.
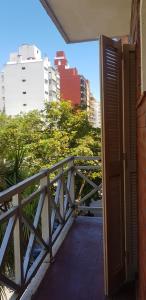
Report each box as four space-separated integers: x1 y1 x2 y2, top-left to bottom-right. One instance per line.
48 66 60 102
94 101 101 128
0 44 60 115
89 95 101 128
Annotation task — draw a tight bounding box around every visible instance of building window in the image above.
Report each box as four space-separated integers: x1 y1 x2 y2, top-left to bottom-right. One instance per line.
44 67 48 71
81 86 85 91
45 79 48 84
23 103 27 107
27 57 34 60
45 91 48 95
22 79 26 82
22 67 26 70
22 91 27 94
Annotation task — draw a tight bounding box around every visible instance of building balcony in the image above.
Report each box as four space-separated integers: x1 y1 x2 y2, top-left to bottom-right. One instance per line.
0 156 135 299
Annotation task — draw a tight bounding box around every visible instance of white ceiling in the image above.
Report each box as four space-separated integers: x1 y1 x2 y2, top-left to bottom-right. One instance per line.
40 0 132 43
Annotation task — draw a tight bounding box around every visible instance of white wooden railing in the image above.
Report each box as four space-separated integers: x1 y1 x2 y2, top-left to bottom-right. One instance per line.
0 156 101 299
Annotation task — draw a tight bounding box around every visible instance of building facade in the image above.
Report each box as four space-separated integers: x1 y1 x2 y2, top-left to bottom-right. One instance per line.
54 51 89 107
48 66 60 102
0 44 60 115
80 75 88 108
88 95 101 128
95 101 101 128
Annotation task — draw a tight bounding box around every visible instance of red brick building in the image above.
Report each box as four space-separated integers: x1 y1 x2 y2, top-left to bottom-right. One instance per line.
54 51 88 106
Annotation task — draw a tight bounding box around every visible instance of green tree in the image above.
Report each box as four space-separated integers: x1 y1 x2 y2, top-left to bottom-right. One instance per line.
0 111 43 189
0 101 101 191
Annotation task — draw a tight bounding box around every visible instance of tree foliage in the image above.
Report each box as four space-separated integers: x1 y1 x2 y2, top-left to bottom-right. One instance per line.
0 101 101 191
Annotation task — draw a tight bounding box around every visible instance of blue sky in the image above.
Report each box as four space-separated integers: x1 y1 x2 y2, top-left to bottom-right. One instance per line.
0 0 100 100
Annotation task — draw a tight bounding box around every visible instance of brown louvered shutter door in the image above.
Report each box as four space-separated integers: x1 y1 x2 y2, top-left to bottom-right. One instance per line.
100 36 126 296
123 44 137 280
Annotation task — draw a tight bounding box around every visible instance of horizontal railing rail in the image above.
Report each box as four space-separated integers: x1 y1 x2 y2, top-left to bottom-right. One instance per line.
0 156 101 299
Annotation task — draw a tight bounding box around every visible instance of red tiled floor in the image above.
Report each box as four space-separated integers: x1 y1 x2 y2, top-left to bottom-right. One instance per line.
34 216 104 300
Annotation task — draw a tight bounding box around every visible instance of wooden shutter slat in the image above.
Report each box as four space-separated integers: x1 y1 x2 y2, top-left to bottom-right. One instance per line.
123 44 137 280
100 35 125 296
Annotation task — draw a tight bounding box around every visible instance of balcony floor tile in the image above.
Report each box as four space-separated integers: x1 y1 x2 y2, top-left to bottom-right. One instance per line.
35 216 104 300
34 216 135 300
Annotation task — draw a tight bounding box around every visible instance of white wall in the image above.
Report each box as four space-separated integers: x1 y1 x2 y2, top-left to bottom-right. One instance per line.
95 101 101 128
89 97 101 128
3 60 48 115
18 45 42 61
0 72 5 112
48 67 60 102
0 45 60 115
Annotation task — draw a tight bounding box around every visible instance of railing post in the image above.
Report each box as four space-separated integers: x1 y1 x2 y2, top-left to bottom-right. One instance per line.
40 174 50 244
60 166 64 220
40 173 53 261
13 193 23 286
69 159 75 205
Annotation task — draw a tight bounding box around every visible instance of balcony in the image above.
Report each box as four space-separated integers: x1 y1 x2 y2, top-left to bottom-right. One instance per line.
35 216 104 300
0 156 135 299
